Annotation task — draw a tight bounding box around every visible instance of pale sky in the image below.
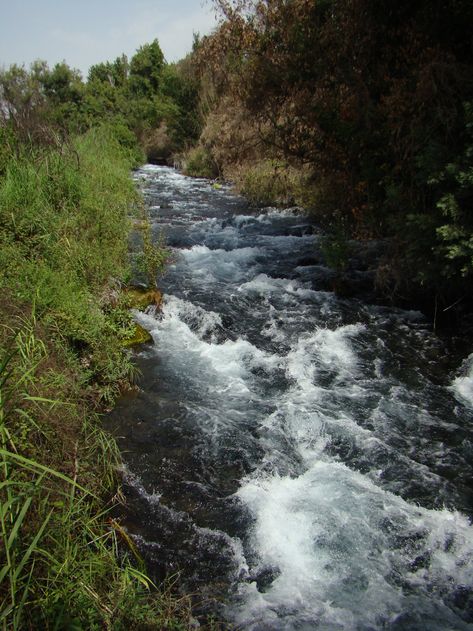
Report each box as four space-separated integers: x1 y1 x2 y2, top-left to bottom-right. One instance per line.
0 0 219 78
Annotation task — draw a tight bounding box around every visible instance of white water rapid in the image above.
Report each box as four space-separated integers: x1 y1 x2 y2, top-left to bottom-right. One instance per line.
107 165 473 630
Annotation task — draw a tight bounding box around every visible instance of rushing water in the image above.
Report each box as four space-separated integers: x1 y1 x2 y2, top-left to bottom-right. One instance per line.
107 165 473 630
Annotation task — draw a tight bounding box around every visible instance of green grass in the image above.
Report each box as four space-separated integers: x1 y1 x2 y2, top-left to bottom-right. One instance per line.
0 312 193 629
0 125 193 629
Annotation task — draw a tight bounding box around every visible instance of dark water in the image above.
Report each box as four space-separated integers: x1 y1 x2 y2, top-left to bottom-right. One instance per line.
107 165 473 630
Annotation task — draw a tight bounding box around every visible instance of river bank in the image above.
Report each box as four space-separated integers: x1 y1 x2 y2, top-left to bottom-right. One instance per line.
0 131 193 629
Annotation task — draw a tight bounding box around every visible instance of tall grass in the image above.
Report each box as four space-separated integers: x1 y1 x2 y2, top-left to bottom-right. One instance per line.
181 144 218 179
0 316 194 630
0 126 193 628
0 126 143 405
232 159 319 209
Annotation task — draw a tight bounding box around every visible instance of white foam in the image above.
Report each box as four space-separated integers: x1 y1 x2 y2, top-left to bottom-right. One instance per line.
138 163 162 173
233 461 473 630
128 170 473 627
233 214 271 227
451 353 473 407
119 465 162 505
134 297 282 399
182 244 258 262
260 311 287 344
159 295 222 341
263 206 302 217
180 245 260 282
239 273 327 302
285 324 363 392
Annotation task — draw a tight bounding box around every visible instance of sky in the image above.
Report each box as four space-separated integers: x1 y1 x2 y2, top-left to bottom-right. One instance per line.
0 0 219 78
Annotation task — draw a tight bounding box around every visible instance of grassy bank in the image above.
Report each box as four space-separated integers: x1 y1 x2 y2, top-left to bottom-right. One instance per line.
0 126 191 629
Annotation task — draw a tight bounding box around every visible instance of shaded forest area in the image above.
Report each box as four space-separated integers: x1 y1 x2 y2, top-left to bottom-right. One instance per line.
189 0 473 326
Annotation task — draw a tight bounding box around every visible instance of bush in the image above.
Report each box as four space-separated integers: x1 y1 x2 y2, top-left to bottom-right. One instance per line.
234 159 309 207
182 144 218 178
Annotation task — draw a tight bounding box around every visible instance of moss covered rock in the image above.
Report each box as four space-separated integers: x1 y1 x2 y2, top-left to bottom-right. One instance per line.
122 287 162 310
122 323 153 347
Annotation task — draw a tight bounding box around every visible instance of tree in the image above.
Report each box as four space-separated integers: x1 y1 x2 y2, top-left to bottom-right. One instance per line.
41 62 84 129
129 39 165 97
192 0 473 306
0 62 47 137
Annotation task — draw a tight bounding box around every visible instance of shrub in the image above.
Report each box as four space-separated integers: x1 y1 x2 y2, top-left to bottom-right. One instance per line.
182 144 218 178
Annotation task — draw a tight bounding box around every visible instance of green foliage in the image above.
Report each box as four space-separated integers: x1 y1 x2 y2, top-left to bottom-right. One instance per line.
0 117 189 627
84 41 201 160
0 318 192 629
321 228 351 273
88 54 129 88
129 40 165 97
396 101 473 297
236 159 308 207
42 62 84 129
140 226 169 289
183 144 218 178
0 33 200 630
0 62 48 141
0 37 200 164
0 125 144 406
160 62 202 150
104 116 146 166
434 102 473 278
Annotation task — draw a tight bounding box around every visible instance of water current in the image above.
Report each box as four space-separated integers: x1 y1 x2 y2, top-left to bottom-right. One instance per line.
107 165 473 630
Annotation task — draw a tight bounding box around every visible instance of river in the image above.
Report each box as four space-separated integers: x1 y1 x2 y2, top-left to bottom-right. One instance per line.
107 164 473 630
